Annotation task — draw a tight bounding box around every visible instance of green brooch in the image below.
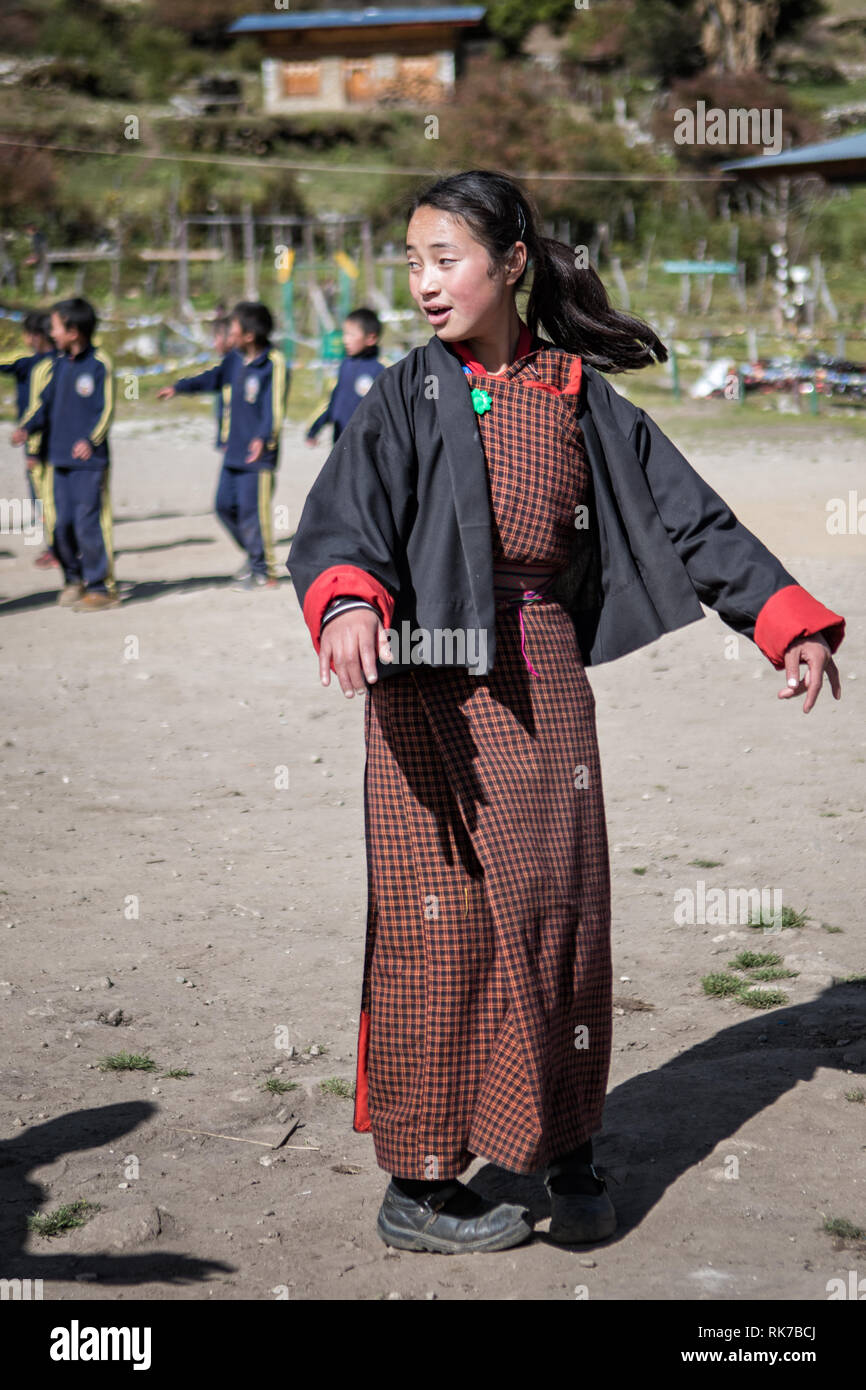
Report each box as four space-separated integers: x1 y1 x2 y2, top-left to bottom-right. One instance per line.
471 387 492 415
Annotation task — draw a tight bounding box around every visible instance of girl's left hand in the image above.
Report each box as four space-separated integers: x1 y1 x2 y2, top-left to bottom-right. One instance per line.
778 633 841 713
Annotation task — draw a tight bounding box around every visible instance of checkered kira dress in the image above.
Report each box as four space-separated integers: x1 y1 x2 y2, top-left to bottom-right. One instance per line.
355 344 613 1179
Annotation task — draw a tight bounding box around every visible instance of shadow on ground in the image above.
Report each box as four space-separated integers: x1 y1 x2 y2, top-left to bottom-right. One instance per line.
0 1103 232 1284
470 982 866 1249
0 572 293 615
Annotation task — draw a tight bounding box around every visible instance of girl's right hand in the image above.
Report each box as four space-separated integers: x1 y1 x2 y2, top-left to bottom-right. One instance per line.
319 608 392 696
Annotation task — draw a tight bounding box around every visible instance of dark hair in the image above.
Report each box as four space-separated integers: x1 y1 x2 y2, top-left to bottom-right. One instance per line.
345 307 381 340
23 310 52 340
407 169 667 373
52 297 97 342
212 315 230 332
232 301 273 347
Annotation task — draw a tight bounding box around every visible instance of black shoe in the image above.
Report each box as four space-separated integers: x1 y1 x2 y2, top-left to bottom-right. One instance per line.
376 1179 533 1254
544 1161 617 1245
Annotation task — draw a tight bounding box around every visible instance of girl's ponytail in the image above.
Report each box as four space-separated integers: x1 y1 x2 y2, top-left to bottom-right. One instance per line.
527 236 668 372
409 168 668 373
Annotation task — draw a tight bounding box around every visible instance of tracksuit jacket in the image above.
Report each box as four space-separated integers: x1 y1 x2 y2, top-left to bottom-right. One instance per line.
0 350 52 419
3 349 62 460
20 344 113 469
307 345 385 444
174 347 287 468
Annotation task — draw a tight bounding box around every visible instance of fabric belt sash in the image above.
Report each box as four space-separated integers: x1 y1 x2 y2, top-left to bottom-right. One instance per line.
492 562 560 680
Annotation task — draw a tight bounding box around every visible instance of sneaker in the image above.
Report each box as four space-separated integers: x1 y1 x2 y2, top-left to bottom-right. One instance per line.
72 590 121 612
232 573 277 591
376 1179 532 1254
35 549 60 569
58 583 85 607
543 1161 617 1244
232 563 252 582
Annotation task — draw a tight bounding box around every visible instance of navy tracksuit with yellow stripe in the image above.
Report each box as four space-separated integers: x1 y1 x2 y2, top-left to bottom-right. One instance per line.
20 344 115 593
173 346 286 579
0 348 59 505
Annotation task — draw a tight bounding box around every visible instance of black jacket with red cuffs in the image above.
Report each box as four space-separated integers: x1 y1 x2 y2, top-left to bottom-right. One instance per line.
286 329 845 677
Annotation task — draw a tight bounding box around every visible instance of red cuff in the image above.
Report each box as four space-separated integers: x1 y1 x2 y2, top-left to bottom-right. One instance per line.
753 584 845 670
353 1009 371 1133
303 565 395 654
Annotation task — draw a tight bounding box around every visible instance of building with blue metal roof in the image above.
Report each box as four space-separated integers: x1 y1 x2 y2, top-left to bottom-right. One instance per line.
228 6 487 114
720 129 866 184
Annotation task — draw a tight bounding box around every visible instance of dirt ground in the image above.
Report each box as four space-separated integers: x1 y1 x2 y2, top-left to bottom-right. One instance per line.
0 397 863 1303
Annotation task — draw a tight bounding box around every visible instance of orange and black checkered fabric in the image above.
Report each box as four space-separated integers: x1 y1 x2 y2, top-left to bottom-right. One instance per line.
358 346 613 1178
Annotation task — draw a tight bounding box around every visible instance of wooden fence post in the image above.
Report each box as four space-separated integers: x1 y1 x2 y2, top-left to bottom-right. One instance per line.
242 203 257 299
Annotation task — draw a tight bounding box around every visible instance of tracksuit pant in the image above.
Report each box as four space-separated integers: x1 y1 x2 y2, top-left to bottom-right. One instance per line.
44 466 115 594
26 458 58 557
26 459 38 506
215 464 275 579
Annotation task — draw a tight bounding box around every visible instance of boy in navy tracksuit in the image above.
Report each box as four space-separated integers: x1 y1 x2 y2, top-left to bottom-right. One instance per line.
306 307 385 447
158 301 287 588
13 298 116 610
1 310 60 568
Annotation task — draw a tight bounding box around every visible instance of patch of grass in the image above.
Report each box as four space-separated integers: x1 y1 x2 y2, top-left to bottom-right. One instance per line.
98 1052 156 1072
823 1216 864 1242
632 866 647 876
822 922 843 934
845 1090 865 1104
702 972 744 998
704 954 794 1007
27 1199 101 1238
748 905 809 931
689 858 723 868
159 1068 192 1079
736 987 790 1009
320 1077 355 1099
779 905 810 930
262 1078 298 1094
728 950 782 970
819 811 841 818
835 973 866 986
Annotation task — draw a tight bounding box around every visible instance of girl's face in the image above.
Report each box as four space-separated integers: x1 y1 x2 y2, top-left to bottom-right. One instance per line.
405 205 524 342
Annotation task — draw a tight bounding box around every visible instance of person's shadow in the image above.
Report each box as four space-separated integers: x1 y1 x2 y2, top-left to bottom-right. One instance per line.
0 571 294 615
0 1103 232 1283
470 982 866 1246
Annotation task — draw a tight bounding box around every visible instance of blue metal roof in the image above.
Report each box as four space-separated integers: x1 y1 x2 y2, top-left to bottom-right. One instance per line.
720 129 866 172
229 7 486 34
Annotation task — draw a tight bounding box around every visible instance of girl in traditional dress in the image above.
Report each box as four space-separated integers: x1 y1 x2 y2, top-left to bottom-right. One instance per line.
287 170 844 1255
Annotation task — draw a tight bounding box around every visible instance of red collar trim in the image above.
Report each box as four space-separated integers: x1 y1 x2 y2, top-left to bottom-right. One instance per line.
451 321 534 374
